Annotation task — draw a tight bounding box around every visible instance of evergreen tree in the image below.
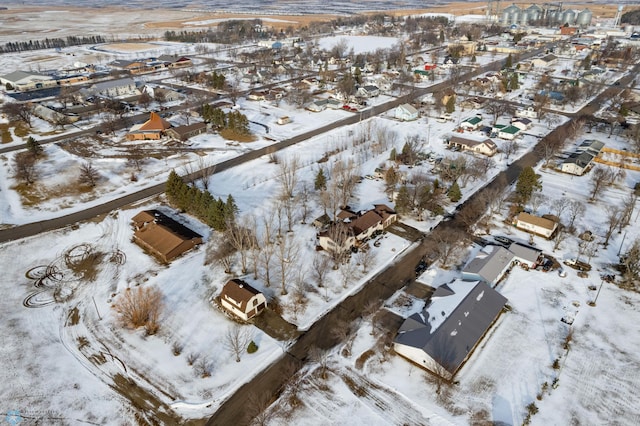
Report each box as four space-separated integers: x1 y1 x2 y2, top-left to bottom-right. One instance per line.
225 194 239 223
166 170 184 204
445 96 455 114
505 53 513 69
471 54 477 64
510 73 519 90
314 168 327 191
389 147 397 161
515 166 542 207
353 66 362 85
26 136 43 157
439 29 445 44
447 181 462 202
395 185 412 214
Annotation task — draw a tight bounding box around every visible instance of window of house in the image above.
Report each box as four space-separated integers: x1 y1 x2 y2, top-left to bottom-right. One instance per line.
253 299 258 306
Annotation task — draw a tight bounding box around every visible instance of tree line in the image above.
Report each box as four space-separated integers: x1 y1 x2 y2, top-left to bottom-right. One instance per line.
0 35 107 54
166 170 237 231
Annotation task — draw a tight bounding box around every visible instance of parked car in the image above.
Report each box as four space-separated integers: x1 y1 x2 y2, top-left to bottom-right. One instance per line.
494 236 513 245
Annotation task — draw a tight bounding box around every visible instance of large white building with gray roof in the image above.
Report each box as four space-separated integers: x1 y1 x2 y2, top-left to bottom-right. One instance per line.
393 280 507 379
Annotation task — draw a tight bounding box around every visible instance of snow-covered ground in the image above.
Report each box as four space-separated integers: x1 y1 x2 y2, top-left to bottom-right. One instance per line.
2 30 639 424
260 127 640 425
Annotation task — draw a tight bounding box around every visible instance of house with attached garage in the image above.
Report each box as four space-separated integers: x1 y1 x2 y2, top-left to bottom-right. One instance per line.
508 242 542 269
165 122 207 142
447 135 497 157
317 204 397 254
395 103 419 121
131 210 203 263
393 279 507 379
462 246 515 286
219 279 267 321
514 212 558 238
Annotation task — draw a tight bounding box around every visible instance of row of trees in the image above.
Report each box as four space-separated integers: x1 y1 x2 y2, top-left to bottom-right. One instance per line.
166 170 237 231
0 35 107 53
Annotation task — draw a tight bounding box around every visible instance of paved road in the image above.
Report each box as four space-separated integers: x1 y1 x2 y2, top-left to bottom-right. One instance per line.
204 48 640 426
0 47 550 244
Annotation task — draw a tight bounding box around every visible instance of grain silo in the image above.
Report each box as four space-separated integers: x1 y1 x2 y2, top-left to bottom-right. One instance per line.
576 8 592 27
561 9 576 26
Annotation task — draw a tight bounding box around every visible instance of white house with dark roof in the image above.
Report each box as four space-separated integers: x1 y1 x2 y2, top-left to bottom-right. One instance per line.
393 280 507 379
462 246 515 285
219 279 267 321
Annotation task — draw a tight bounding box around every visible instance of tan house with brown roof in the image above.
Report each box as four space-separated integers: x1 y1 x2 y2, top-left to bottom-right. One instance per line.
514 212 558 238
127 112 172 140
220 279 267 321
165 122 207 141
318 204 397 253
132 210 203 263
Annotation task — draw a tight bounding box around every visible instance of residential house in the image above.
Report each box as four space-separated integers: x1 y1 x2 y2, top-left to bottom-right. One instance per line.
459 116 483 130
157 55 192 69
395 103 419 121
219 279 267 321
560 151 595 175
462 246 515 285
508 242 542 269
515 106 538 119
165 122 207 141
531 54 558 68
33 105 79 124
85 77 139 99
511 117 532 131
247 90 268 101
306 99 328 112
0 70 56 91
560 139 604 175
448 135 497 157
131 210 203 263
514 212 558 238
277 116 292 125
497 125 521 140
318 205 397 253
127 112 172 140
357 85 380 98
393 280 507 379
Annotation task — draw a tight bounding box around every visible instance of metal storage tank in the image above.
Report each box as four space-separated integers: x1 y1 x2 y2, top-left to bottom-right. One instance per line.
503 4 521 25
527 4 543 22
547 10 560 25
502 10 511 25
519 11 529 26
562 10 576 26
576 8 592 27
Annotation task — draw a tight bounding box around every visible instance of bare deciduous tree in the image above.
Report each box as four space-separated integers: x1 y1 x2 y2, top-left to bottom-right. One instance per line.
428 228 468 269
589 167 615 201
355 247 375 273
276 155 300 199
311 253 331 287
113 286 164 335
502 140 518 161
310 347 330 380
275 235 298 295
206 238 235 274
550 198 570 220
13 152 38 185
79 162 100 187
529 192 546 215
225 325 252 362
567 200 586 232
603 206 622 247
